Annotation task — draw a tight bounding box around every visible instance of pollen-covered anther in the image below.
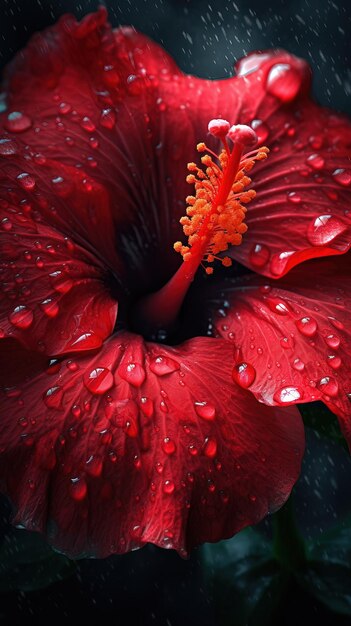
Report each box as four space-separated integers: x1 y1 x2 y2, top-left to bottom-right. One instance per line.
174 119 269 274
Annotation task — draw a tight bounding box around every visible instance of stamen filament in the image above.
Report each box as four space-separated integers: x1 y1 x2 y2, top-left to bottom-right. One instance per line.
135 120 269 333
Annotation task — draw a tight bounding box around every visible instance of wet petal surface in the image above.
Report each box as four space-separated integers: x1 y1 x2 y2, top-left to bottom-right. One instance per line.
0 332 304 557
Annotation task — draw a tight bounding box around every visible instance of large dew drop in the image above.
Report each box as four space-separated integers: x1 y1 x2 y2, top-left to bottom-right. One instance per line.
266 64 303 103
232 362 256 388
307 215 347 246
4 111 32 133
295 316 318 337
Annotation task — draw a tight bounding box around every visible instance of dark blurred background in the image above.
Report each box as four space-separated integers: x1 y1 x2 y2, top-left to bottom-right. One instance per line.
0 0 350 624
0 0 350 111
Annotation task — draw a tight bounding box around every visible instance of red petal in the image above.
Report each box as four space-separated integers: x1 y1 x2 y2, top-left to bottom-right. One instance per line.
232 98 351 277
210 255 351 445
1 8 122 277
4 12 350 288
0 332 304 557
0 207 117 355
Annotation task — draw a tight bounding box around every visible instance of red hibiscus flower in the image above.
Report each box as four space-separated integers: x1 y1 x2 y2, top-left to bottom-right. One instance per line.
0 7 350 558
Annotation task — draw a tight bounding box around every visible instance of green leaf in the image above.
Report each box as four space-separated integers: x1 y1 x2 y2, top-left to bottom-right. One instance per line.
202 528 287 626
297 521 351 616
0 528 75 592
299 401 348 449
299 562 351 616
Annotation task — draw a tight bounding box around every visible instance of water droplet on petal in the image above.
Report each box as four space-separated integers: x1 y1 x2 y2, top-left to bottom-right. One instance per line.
99 108 116 129
267 298 290 315
287 191 301 204
81 116 96 132
194 401 216 421
292 357 305 371
203 437 217 458
1 217 12 231
17 172 36 191
266 64 303 102
317 376 339 397
329 317 344 330
280 336 294 349
307 215 347 246
295 316 318 337
149 355 180 376
0 137 18 156
140 396 153 418
236 52 272 76
327 354 342 370
250 119 269 144
59 102 72 114
273 386 303 404
70 477 87 501
5 111 32 133
324 334 341 349
43 385 63 409
118 362 146 387
249 243 270 268
51 176 74 197
270 251 295 276
127 74 143 95
9 305 33 329
162 437 176 455
332 169 351 186
85 455 103 477
306 154 325 170
84 367 114 394
232 362 256 388
40 298 59 318
163 479 175 495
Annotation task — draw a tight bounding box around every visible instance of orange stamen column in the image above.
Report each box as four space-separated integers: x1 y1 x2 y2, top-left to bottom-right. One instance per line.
135 120 268 334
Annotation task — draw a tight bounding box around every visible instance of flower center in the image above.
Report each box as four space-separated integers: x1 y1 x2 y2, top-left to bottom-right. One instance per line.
134 119 269 337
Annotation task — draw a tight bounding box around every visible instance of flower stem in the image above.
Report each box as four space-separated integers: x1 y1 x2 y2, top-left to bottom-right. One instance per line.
273 495 306 571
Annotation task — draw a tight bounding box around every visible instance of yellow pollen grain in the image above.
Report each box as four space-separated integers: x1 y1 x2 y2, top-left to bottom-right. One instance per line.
175 141 269 274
